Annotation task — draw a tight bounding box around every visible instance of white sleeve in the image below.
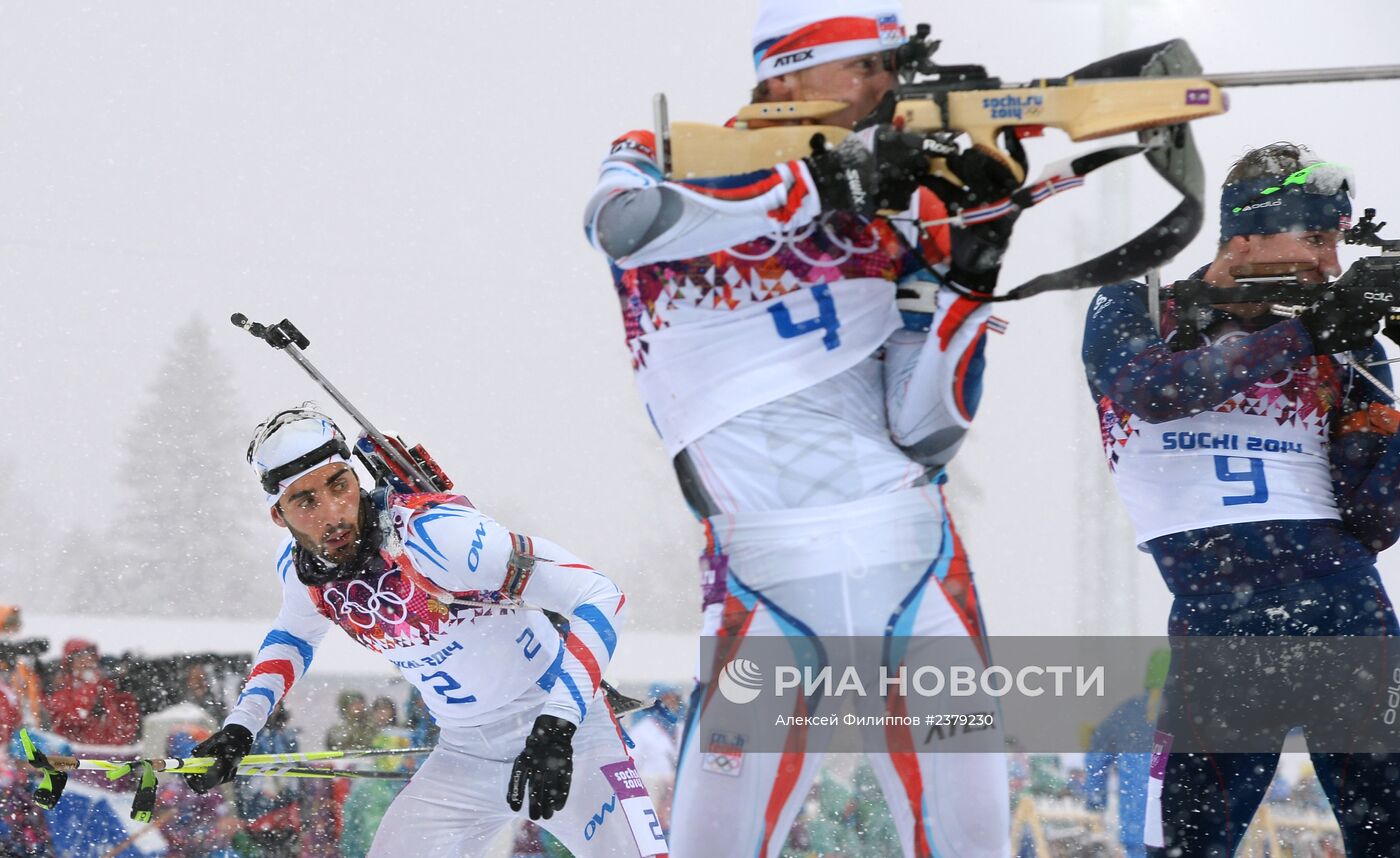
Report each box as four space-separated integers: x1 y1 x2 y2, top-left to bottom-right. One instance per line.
583 129 824 269
884 289 999 468
224 543 334 735
512 536 626 726
398 502 515 595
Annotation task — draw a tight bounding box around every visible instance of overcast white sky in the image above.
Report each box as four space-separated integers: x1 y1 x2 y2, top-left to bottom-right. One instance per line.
3 1 1399 636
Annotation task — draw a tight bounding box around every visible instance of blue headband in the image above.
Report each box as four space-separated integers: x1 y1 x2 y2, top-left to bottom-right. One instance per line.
1219 176 1352 242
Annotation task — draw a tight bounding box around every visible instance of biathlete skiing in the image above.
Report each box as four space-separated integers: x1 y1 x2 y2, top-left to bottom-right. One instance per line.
184 405 669 857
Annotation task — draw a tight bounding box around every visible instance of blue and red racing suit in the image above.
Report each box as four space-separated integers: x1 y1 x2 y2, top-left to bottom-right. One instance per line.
224 493 667 858
585 129 1010 858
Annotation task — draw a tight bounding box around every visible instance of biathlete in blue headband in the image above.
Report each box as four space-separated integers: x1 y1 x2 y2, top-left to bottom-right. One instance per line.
1081 141 1400 857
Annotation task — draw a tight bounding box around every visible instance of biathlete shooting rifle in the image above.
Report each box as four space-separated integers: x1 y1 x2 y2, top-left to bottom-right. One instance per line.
230 314 646 714
656 31 1400 301
1165 208 1400 400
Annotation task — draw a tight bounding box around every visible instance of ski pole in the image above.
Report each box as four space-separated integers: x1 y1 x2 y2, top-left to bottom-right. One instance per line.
21 729 429 775
20 729 427 817
51 746 432 777
234 764 415 780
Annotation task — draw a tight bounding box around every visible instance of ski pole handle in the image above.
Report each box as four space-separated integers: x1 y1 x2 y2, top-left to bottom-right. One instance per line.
35 744 434 774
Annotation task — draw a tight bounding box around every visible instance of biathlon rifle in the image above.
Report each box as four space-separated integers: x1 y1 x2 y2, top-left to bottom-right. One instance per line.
1165 208 1400 401
230 314 457 499
655 32 1400 301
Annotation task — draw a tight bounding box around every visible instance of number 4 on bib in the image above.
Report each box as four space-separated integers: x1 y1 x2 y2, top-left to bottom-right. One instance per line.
768 283 841 351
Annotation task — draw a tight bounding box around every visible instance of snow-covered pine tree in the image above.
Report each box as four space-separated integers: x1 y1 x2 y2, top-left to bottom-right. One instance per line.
106 317 268 617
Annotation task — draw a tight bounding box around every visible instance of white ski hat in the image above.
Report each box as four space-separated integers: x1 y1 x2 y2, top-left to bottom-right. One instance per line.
752 0 907 82
247 406 352 506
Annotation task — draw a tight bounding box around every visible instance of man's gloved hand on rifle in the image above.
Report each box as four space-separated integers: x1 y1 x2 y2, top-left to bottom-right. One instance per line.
924 144 1025 293
183 724 253 794
1298 286 1388 354
806 124 1024 294
506 714 576 821
805 126 936 218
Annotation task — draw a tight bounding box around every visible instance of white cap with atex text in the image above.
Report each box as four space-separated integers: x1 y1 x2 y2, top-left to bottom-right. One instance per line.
751 0 906 82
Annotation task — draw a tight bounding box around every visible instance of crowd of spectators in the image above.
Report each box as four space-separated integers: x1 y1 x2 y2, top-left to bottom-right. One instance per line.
44 639 142 746
0 612 1356 858
0 605 441 857
0 616 1229 858
0 602 693 858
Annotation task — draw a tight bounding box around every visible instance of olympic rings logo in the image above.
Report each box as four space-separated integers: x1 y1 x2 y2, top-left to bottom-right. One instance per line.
1206 330 1307 390
323 570 416 629
703 752 744 777
727 216 881 266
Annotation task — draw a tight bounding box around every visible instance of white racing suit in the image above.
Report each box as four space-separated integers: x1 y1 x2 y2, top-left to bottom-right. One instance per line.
584 130 1010 858
223 492 669 857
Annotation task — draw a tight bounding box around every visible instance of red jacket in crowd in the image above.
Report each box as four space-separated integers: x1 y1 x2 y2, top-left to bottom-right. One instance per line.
44 640 140 746
0 684 18 746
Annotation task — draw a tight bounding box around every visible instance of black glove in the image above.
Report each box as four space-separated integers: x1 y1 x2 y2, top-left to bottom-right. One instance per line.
925 145 1024 293
507 714 577 821
1298 286 1387 354
1340 255 1400 349
183 724 253 794
805 127 934 217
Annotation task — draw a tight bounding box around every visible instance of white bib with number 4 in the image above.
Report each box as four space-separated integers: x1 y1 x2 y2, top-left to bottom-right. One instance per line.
634 278 900 457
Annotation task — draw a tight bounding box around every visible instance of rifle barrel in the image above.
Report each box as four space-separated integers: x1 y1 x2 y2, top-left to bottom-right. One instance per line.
1208 65 1400 88
280 342 433 490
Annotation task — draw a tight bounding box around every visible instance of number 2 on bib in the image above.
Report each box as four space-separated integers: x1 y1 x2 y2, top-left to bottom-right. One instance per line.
421 671 476 704
768 283 841 350
1214 455 1269 506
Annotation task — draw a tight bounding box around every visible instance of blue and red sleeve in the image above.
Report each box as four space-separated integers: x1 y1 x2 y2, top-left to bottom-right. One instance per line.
1331 341 1400 552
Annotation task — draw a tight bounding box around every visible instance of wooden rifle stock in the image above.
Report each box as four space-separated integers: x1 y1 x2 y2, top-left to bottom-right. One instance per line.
654 42 1400 299
666 64 1400 181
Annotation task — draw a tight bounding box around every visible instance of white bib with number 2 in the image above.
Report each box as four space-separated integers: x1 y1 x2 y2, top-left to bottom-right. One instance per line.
600 761 669 856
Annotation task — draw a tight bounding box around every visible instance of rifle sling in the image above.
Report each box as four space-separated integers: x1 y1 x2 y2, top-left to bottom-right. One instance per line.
1000 39 1207 300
